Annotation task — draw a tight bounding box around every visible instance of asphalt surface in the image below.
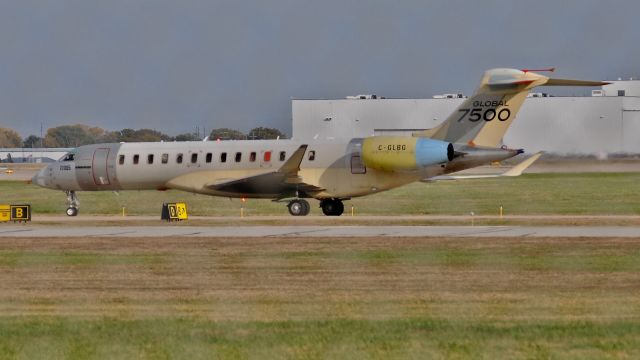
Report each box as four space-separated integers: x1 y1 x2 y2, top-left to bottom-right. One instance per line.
1 225 640 237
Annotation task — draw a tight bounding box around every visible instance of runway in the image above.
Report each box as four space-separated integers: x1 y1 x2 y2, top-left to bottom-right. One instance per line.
1 225 640 237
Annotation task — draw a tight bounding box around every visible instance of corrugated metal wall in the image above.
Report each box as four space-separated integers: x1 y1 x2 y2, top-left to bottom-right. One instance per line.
292 97 640 154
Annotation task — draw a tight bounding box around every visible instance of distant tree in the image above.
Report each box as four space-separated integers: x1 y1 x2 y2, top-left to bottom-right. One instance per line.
117 128 172 142
174 132 201 141
247 127 287 140
209 128 245 140
86 126 120 143
0 128 23 147
96 131 120 143
118 128 136 141
22 135 42 148
43 125 98 147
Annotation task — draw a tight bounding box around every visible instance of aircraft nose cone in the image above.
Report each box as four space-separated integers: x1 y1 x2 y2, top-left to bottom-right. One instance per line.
32 167 48 188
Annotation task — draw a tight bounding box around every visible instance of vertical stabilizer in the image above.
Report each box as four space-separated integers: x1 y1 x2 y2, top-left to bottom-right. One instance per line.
415 68 607 147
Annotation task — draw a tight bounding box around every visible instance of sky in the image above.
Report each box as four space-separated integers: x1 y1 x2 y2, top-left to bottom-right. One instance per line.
0 0 638 138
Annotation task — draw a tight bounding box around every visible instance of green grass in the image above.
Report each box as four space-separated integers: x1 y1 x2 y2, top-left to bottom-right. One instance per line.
0 318 638 359
1 172 640 216
0 237 640 358
0 250 167 267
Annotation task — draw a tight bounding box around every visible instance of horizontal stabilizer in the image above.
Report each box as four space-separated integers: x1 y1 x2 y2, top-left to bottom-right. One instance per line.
422 152 542 181
487 79 535 87
501 152 543 176
545 78 610 87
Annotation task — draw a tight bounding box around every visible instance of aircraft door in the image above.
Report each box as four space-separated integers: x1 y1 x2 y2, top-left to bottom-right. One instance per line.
92 148 111 185
347 139 366 174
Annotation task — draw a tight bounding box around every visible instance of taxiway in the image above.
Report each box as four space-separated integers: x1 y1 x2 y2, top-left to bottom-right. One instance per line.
1 225 640 238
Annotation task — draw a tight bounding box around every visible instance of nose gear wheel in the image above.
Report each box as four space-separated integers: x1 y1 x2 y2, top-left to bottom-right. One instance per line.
65 191 79 216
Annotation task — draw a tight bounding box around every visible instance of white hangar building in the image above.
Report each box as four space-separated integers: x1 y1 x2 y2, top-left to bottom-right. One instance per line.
0 148 72 163
291 81 640 155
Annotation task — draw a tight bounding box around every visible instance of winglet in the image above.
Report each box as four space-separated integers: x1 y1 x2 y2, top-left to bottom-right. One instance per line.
278 145 308 175
502 152 543 176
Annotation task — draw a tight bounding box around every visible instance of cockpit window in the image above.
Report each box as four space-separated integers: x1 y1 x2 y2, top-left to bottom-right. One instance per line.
60 150 77 162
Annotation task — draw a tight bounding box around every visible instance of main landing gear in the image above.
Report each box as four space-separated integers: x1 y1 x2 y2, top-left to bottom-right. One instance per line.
320 198 344 216
287 199 310 216
65 190 79 216
286 198 345 216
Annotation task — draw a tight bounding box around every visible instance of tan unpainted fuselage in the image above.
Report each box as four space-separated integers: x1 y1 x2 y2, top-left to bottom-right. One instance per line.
35 138 449 200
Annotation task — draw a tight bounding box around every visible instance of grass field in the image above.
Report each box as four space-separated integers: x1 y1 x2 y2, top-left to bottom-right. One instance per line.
0 236 639 358
1 172 640 217
2 172 640 358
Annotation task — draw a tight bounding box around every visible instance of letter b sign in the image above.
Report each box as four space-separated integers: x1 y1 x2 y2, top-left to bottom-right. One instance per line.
10 205 30 222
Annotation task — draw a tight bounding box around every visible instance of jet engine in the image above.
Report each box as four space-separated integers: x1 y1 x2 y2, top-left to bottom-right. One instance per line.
362 136 453 172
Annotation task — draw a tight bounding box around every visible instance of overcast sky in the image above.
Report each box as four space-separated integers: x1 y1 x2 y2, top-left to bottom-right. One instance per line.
0 0 637 137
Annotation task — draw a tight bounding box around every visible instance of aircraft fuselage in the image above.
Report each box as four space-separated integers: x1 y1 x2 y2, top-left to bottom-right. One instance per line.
33 138 462 200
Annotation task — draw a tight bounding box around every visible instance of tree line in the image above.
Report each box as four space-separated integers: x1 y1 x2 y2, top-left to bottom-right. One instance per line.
0 125 287 148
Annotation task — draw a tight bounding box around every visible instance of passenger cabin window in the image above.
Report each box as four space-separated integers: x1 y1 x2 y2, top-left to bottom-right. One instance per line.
191 153 198 163
279 151 286 161
161 153 169 164
220 152 227 163
249 152 256 162
308 151 316 161
235 152 242 162
264 151 271 162
206 153 212 163
176 153 183 164
133 154 139 165
147 154 154 164
118 155 125 165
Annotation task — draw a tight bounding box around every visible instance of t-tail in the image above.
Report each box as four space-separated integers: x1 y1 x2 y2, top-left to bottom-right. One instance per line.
414 68 608 147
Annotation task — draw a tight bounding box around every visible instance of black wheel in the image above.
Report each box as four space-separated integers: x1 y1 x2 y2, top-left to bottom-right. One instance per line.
66 207 78 217
300 199 310 216
288 200 307 216
321 199 344 216
333 200 344 216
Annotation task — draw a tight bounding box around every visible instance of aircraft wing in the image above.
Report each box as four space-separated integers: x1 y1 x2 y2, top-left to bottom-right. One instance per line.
207 145 324 195
422 152 542 181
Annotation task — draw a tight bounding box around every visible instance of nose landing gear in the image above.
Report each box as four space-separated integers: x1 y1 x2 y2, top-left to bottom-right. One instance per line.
65 190 79 216
66 207 78 217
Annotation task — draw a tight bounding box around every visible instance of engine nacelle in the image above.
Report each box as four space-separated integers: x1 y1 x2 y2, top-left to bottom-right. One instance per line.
362 136 453 172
